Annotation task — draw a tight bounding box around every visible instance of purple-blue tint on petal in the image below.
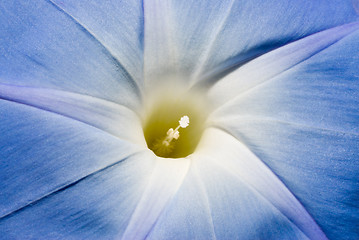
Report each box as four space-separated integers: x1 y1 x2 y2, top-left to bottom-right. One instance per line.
49 0 144 86
0 99 143 221
208 21 359 109
0 0 141 108
0 151 156 239
147 154 311 240
1 0 358 239
188 0 359 86
0 84 145 143
193 128 327 239
140 0 359 87
211 25 359 239
214 119 359 240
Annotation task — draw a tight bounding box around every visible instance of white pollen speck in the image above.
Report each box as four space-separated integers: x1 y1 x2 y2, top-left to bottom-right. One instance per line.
179 116 190 128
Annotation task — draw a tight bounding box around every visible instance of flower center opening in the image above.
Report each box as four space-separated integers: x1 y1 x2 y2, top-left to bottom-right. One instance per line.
143 91 207 158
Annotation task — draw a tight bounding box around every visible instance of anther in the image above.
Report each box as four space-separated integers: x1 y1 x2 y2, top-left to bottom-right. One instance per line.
152 116 190 156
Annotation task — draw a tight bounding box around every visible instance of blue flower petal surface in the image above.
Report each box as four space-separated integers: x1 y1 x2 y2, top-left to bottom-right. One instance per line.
192 0 359 85
122 157 190 239
142 0 359 86
210 23 359 239
148 128 322 239
146 164 218 240
50 0 144 86
0 99 144 221
0 0 141 107
0 151 156 239
1 0 358 239
0 84 145 143
208 21 359 109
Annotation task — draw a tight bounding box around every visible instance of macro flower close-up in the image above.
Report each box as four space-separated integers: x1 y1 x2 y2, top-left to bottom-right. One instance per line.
1 0 359 239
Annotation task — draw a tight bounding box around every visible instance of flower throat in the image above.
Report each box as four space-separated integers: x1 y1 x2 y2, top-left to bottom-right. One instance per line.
152 116 190 157
143 93 207 158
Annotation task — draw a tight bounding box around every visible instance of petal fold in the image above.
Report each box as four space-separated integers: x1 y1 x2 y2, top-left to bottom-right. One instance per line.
122 157 191 239
209 27 359 238
143 0 359 87
50 0 144 85
189 0 359 85
193 128 327 239
0 0 140 106
0 84 145 144
0 99 142 219
208 21 359 108
211 118 359 239
0 151 156 239
146 163 216 240
193 155 309 240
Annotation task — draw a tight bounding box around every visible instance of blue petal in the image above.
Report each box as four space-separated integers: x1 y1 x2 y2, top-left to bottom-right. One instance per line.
208 21 359 109
211 119 359 240
142 0 181 86
210 24 359 239
0 151 156 239
190 0 359 85
0 84 145 143
142 0 359 86
199 128 326 239
0 0 141 107
122 157 190 239
149 128 322 239
147 165 217 240
50 0 144 85
0 99 143 221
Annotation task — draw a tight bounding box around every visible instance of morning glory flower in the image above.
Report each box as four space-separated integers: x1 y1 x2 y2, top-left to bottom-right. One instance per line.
1 0 358 239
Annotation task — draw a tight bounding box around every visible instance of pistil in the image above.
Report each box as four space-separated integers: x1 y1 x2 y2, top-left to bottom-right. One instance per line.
153 116 190 156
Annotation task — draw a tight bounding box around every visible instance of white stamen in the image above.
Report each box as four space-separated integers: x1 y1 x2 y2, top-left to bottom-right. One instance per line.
152 116 190 156
179 115 190 128
167 128 174 136
173 131 180 139
163 116 190 144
